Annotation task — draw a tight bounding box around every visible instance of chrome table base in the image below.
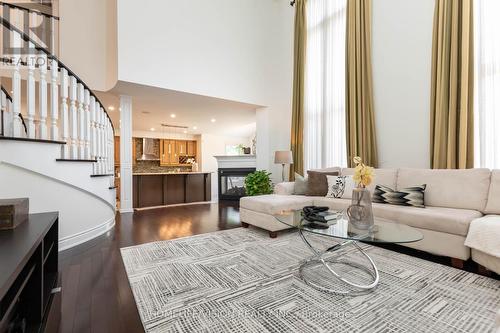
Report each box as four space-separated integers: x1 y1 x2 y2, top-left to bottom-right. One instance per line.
298 229 380 295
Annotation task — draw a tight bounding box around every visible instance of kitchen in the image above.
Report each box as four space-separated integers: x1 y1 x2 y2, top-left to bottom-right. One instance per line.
114 131 212 209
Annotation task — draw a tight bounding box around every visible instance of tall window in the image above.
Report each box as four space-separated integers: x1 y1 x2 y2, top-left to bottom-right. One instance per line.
474 0 500 169
303 0 347 171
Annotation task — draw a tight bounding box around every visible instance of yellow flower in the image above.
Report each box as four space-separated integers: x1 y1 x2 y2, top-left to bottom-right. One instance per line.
353 156 362 165
353 164 374 188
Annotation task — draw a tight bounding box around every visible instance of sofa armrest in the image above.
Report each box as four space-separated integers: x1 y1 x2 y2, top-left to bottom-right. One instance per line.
274 182 295 195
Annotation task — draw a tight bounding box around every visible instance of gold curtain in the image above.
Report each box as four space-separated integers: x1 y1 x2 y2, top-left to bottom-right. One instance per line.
345 0 378 168
290 0 307 179
430 0 474 169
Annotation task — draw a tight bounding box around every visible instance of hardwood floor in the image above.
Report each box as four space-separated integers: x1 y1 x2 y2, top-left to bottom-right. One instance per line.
58 201 241 333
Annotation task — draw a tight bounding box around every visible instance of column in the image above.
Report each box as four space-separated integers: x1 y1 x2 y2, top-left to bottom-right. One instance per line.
119 95 133 213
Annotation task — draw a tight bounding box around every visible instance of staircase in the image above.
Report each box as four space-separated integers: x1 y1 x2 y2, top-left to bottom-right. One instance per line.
0 2 116 250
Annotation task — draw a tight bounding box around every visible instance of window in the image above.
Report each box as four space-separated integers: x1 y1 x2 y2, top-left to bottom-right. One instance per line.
304 0 347 171
474 0 500 169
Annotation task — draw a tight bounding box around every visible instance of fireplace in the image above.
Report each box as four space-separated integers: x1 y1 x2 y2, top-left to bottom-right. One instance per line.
218 168 256 200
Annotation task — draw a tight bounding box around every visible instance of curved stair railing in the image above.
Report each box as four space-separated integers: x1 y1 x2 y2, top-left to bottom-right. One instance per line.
1 86 27 137
0 14 114 176
1 1 59 56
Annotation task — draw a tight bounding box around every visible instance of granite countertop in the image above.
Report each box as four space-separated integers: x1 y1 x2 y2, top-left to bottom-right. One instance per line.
133 171 213 175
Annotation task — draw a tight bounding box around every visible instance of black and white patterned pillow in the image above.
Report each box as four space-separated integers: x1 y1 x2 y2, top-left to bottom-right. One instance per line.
373 184 426 208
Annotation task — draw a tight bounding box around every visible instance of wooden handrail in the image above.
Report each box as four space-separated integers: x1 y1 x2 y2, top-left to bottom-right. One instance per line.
0 16 114 132
0 85 12 102
0 1 59 20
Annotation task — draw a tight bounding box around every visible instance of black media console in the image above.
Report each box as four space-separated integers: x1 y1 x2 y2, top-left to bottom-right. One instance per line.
0 212 61 333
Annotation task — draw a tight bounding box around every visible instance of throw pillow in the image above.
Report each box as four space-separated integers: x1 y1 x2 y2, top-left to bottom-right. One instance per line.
326 175 356 199
306 170 339 196
293 173 308 195
373 184 426 208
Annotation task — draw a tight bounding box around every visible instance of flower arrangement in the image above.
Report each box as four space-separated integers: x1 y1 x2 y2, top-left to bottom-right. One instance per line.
352 156 374 188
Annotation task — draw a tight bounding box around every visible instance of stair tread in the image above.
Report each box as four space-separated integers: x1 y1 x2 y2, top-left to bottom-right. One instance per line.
0 136 66 145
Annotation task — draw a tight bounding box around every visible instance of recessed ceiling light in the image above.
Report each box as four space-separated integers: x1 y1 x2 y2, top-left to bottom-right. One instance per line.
150 128 155 131
183 130 187 134
193 126 198 130
211 118 216 123
108 106 115 111
170 114 176 118
10 90 13 94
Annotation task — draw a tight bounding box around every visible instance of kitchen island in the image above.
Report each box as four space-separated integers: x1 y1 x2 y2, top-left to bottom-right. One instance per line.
133 172 212 209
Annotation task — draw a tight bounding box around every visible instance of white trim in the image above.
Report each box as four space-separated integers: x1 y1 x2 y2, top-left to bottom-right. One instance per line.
119 208 134 213
59 215 116 251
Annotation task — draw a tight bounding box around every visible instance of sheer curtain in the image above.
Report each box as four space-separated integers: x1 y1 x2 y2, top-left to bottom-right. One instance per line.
474 0 500 169
304 0 347 171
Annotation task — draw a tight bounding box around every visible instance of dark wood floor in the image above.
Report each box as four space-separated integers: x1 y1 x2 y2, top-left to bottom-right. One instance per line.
56 201 498 333
58 201 242 333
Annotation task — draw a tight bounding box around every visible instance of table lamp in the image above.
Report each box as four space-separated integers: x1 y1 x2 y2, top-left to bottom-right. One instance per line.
274 151 293 182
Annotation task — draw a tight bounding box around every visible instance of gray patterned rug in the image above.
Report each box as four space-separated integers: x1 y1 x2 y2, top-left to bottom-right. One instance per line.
121 227 500 333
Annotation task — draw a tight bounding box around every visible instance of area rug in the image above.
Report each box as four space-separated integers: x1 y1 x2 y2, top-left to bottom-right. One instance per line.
121 227 500 333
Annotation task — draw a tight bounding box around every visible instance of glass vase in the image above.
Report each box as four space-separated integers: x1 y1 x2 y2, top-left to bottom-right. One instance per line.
347 187 374 230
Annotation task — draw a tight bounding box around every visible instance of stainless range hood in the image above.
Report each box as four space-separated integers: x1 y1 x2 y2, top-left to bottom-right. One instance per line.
138 138 160 161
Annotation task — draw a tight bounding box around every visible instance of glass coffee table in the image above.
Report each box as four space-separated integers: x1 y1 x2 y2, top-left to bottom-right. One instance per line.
274 209 423 295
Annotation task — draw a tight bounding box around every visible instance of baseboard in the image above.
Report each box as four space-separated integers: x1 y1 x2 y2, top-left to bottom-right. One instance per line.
59 215 116 251
119 208 134 214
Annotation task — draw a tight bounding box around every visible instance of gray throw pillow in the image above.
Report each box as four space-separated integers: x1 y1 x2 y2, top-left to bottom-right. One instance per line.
373 184 426 208
306 170 340 196
294 173 308 195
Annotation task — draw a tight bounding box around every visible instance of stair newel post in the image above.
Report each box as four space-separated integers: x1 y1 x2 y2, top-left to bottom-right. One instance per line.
100 107 106 174
68 76 78 159
84 90 91 159
60 69 69 157
11 21 22 137
108 125 113 173
90 97 97 172
0 92 5 137
77 83 85 159
38 52 48 139
50 17 56 55
26 41 36 138
50 58 59 141
96 106 103 174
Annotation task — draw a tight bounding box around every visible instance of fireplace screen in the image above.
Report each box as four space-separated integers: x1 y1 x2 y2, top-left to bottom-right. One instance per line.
218 168 256 200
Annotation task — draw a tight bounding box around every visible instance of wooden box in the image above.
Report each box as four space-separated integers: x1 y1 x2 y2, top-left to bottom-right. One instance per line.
0 198 29 230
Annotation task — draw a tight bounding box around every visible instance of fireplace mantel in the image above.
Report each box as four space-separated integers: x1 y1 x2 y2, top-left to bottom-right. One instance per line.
214 155 256 169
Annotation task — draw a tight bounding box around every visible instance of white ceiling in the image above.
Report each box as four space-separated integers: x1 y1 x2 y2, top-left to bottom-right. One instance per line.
96 81 261 138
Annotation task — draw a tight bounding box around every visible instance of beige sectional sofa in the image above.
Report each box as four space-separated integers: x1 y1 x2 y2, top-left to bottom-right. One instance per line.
240 167 500 274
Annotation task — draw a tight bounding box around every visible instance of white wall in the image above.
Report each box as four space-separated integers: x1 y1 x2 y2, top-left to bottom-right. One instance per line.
117 0 294 181
372 0 435 168
199 134 253 200
59 0 118 92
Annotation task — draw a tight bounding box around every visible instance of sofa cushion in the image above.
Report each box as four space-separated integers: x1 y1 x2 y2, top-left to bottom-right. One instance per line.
372 203 482 236
240 194 312 215
484 170 500 214
465 215 500 258
341 168 398 194
313 197 352 211
397 168 491 211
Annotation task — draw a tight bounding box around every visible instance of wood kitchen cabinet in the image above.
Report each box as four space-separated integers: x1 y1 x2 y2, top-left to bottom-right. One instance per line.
187 140 196 156
176 140 187 157
114 136 137 166
114 136 120 165
160 139 178 165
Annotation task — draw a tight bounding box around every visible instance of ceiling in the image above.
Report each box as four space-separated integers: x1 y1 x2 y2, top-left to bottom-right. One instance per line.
96 81 261 138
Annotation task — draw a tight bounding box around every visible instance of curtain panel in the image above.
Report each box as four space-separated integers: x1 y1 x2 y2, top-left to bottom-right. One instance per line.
430 0 474 169
345 0 378 168
290 0 307 179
